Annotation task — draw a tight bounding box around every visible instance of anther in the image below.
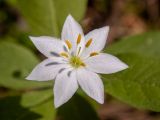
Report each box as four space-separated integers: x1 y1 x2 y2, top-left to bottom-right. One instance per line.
85 38 92 48
65 40 72 49
81 62 86 67
90 52 99 57
60 52 69 58
77 34 81 44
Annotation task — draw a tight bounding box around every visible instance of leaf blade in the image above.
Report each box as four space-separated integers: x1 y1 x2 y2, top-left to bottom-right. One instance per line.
103 32 160 111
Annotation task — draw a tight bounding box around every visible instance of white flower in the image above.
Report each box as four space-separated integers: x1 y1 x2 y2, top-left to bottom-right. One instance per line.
26 15 128 108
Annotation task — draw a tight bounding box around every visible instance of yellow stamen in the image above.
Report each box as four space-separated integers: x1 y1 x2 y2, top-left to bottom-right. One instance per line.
60 52 69 58
65 40 72 49
90 52 99 57
77 34 81 44
70 56 86 68
81 62 86 67
85 38 92 48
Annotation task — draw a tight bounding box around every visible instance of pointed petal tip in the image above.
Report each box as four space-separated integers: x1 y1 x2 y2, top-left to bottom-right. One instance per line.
29 36 37 42
115 62 129 72
98 26 109 32
66 14 73 20
25 75 30 80
97 98 104 104
66 15 76 25
25 73 48 81
126 64 129 68
122 63 129 70
54 100 63 108
54 103 60 109
65 14 77 23
67 14 72 17
91 94 104 104
104 26 110 30
29 36 34 39
25 75 34 80
99 100 104 104
25 77 29 80
103 26 110 35
95 88 104 104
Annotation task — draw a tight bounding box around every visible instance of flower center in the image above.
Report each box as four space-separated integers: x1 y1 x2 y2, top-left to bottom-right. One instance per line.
69 56 85 68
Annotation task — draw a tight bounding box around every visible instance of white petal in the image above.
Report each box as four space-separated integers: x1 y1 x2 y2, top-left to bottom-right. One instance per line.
29 36 64 58
54 69 78 108
26 58 69 81
77 68 104 104
61 15 84 54
82 26 109 57
85 53 128 74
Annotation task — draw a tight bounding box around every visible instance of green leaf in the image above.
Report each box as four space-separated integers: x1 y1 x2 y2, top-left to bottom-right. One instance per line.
30 98 56 120
14 0 87 36
57 94 100 120
103 31 160 111
0 94 99 120
107 31 160 58
21 89 53 107
53 0 87 30
0 96 42 120
0 96 56 120
0 41 52 89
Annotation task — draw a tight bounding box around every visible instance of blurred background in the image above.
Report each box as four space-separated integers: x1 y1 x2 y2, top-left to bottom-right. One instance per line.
0 0 160 120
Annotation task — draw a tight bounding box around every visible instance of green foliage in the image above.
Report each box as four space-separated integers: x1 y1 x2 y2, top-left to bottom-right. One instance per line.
0 96 55 120
21 89 53 107
103 32 160 111
13 0 87 36
30 99 56 120
0 94 99 120
0 41 52 89
106 31 160 58
57 94 99 120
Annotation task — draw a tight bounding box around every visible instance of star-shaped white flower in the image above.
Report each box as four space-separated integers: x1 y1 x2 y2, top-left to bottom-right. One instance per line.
26 15 128 108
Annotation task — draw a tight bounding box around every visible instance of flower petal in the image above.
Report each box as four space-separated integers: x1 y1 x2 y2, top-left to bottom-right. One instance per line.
26 58 69 81
77 68 104 104
82 26 109 57
54 69 78 108
29 36 64 58
85 53 128 74
61 15 84 54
